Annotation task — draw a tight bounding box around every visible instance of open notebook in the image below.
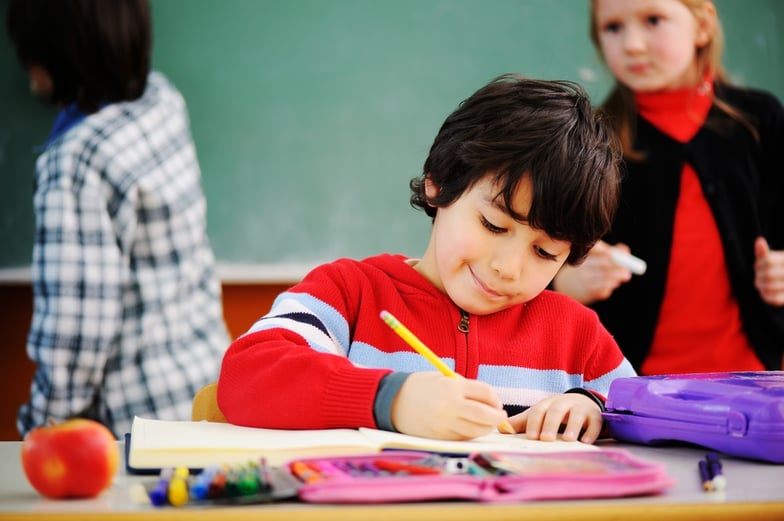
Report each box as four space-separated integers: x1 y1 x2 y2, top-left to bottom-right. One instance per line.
126 416 597 473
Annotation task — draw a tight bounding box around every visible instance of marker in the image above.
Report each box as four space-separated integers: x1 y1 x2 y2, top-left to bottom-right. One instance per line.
148 467 173 507
698 459 715 492
706 453 727 491
290 461 323 483
313 460 352 481
167 466 190 507
190 465 218 501
224 467 242 497
372 459 442 475
207 469 227 498
380 310 515 434
610 249 647 275
257 457 273 491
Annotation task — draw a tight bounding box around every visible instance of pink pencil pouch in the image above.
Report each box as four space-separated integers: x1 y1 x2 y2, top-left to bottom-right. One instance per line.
289 449 674 503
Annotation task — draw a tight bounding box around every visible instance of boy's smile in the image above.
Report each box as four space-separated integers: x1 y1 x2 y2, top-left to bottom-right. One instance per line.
414 174 571 316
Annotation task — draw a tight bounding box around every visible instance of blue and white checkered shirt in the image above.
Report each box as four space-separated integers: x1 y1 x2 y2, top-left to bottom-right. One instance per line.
18 72 231 438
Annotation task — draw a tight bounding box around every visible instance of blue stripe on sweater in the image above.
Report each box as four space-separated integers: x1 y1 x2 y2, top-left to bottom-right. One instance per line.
585 358 636 396
478 365 584 393
349 342 455 372
247 290 633 399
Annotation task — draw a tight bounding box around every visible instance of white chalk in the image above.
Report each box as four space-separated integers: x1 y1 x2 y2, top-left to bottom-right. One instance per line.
610 249 647 275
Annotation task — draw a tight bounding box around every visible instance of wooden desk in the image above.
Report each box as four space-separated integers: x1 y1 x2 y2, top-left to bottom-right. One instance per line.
0 440 782 520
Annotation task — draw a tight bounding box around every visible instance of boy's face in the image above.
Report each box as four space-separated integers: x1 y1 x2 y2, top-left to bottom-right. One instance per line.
414 174 571 316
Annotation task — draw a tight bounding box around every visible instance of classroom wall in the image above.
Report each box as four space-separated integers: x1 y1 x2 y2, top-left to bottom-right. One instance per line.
1 0 784 440
2 0 783 269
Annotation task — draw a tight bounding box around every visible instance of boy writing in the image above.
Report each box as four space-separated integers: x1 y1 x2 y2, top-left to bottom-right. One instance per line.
218 74 636 444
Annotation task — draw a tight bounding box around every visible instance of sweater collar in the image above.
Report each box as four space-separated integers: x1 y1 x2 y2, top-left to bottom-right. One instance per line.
634 75 714 143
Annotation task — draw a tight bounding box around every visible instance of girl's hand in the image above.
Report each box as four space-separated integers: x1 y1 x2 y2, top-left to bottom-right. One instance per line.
552 241 632 305
390 372 509 440
754 237 784 307
507 393 603 444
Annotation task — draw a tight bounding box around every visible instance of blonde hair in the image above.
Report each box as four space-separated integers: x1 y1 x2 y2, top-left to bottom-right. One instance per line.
589 0 756 159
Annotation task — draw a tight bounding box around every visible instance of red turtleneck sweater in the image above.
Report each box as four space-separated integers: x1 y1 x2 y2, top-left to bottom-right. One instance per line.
635 81 764 374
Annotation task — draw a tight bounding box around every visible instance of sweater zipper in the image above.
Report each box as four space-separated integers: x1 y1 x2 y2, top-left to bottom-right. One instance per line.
457 309 470 334
455 309 470 377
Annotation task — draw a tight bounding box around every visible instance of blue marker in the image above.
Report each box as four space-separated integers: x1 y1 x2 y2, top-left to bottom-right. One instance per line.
190 465 218 501
706 453 726 491
698 459 714 492
148 467 173 507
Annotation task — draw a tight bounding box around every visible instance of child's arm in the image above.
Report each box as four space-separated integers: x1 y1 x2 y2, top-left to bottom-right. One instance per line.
218 325 391 429
217 261 395 430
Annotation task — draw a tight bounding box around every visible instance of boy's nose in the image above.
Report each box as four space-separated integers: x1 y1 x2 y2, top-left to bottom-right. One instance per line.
490 250 523 281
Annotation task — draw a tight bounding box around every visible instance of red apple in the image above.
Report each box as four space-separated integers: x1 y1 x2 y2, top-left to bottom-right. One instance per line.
21 418 119 499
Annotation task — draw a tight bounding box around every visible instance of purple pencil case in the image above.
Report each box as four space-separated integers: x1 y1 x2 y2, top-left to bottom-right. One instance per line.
603 371 784 463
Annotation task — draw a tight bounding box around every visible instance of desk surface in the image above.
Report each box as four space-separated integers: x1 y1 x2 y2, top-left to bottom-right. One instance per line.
0 440 782 521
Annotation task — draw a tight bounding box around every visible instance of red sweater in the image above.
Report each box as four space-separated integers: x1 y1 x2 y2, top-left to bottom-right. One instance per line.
218 254 635 429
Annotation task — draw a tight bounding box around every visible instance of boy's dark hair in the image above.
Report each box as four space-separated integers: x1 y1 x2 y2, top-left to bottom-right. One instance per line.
410 74 622 265
6 0 151 113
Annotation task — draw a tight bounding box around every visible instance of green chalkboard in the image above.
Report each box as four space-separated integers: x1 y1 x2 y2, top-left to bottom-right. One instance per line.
2 0 783 268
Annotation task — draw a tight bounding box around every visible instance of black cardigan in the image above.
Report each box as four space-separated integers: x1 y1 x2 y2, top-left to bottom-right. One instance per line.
592 84 784 371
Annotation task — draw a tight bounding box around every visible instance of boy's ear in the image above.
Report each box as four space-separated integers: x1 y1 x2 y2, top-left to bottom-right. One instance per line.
424 176 440 202
28 64 53 97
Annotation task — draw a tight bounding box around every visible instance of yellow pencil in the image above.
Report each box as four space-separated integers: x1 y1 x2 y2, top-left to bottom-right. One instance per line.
380 310 456 377
379 310 515 434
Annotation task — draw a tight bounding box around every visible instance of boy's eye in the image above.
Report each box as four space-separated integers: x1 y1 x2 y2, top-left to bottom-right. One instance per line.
535 245 557 261
480 215 505 234
646 15 662 26
602 21 622 34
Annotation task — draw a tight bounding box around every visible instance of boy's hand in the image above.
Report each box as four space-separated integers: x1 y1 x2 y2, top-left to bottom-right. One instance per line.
507 393 603 444
552 240 632 305
390 372 509 440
